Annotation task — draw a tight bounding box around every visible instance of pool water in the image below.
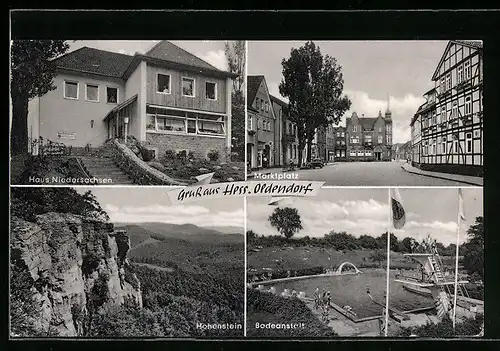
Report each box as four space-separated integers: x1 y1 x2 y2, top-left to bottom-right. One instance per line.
271 269 434 319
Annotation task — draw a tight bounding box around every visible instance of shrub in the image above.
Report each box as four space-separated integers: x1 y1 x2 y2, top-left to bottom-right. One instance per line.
207 150 219 162
165 150 176 160
188 151 195 160
177 150 188 162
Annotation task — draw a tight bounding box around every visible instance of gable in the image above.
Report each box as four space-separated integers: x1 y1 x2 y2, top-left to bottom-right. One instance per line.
431 40 483 81
144 41 221 72
246 75 275 119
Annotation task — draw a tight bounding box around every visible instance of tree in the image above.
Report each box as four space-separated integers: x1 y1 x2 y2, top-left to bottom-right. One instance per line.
268 207 303 239
224 41 246 161
377 232 400 252
462 216 484 280
369 250 386 267
358 235 379 249
11 40 70 155
279 41 351 165
401 237 417 253
246 230 257 239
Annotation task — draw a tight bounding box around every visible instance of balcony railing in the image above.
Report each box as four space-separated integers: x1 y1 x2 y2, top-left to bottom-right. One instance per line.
454 80 472 92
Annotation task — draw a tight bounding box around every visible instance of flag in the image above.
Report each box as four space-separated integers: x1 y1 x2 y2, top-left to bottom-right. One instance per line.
193 172 214 185
458 188 466 221
390 188 406 229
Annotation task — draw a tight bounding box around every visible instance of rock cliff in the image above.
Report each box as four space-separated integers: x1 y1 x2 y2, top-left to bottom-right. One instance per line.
10 212 142 336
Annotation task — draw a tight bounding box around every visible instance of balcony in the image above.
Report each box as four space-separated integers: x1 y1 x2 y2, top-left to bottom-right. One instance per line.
454 80 472 92
437 88 452 99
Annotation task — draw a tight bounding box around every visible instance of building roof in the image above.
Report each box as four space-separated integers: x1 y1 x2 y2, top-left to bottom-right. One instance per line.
53 41 237 80
52 47 134 78
346 117 381 131
431 40 483 81
454 40 483 50
269 94 288 107
144 41 221 72
247 75 265 106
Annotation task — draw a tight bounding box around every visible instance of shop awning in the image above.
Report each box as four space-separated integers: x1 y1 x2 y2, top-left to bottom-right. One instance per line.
103 94 138 122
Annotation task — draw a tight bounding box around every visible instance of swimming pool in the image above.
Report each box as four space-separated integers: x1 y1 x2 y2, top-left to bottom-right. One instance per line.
271 269 434 319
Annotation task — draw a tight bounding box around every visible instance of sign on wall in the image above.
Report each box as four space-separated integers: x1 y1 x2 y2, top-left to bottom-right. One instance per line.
57 132 76 140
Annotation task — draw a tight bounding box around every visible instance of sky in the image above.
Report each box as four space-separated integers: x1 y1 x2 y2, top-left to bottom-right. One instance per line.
68 40 230 71
77 187 244 229
247 187 483 246
248 40 451 144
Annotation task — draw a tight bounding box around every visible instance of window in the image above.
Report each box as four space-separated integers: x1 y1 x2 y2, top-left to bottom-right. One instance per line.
157 116 185 132
465 96 472 115
446 73 452 90
378 136 383 143
265 101 269 112
64 81 78 99
452 101 458 118
349 150 356 157
351 136 359 144
206 82 217 100
431 139 436 155
365 135 372 144
457 65 464 83
182 77 195 97
336 132 340 137
85 84 99 102
146 115 156 130
341 132 345 137
353 125 358 132
157 74 171 94
441 106 447 122
146 106 225 136
379 127 382 133
258 119 262 129
386 124 391 133
106 87 118 103
336 150 340 157
466 132 472 153
442 136 447 154
247 116 253 130
440 77 446 94
453 137 458 153
187 119 197 134
386 135 391 144
261 99 265 111
464 60 471 80
256 99 260 110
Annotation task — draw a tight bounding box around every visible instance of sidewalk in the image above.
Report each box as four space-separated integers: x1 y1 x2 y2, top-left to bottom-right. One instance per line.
401 163 483 186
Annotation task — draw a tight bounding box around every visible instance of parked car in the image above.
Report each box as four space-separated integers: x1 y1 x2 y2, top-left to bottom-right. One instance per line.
308 158 325 169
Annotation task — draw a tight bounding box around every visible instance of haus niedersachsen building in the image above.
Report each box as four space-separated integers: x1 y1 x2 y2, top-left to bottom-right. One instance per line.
27 41 237 160
411 40 483 177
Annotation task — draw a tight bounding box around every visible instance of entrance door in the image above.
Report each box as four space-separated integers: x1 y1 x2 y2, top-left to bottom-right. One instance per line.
247 144 253 169
258 150 263 168
375 152 382 161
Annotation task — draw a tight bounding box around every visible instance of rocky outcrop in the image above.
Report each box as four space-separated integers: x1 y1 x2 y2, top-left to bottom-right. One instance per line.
10 212 142 336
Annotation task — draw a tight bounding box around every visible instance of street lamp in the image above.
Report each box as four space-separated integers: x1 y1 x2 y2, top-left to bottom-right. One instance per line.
124 116 129 144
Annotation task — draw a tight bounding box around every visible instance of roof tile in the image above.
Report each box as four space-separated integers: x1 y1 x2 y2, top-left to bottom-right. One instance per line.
53 47 133 78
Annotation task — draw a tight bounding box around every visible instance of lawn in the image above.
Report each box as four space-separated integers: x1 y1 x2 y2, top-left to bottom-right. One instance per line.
247 246 444 273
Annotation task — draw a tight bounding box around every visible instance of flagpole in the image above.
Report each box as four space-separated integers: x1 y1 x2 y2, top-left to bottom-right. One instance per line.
452 188 461 331
385 188 391 336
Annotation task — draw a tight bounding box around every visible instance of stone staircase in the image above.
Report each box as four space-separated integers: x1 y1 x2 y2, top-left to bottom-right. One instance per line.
80 157 134 185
